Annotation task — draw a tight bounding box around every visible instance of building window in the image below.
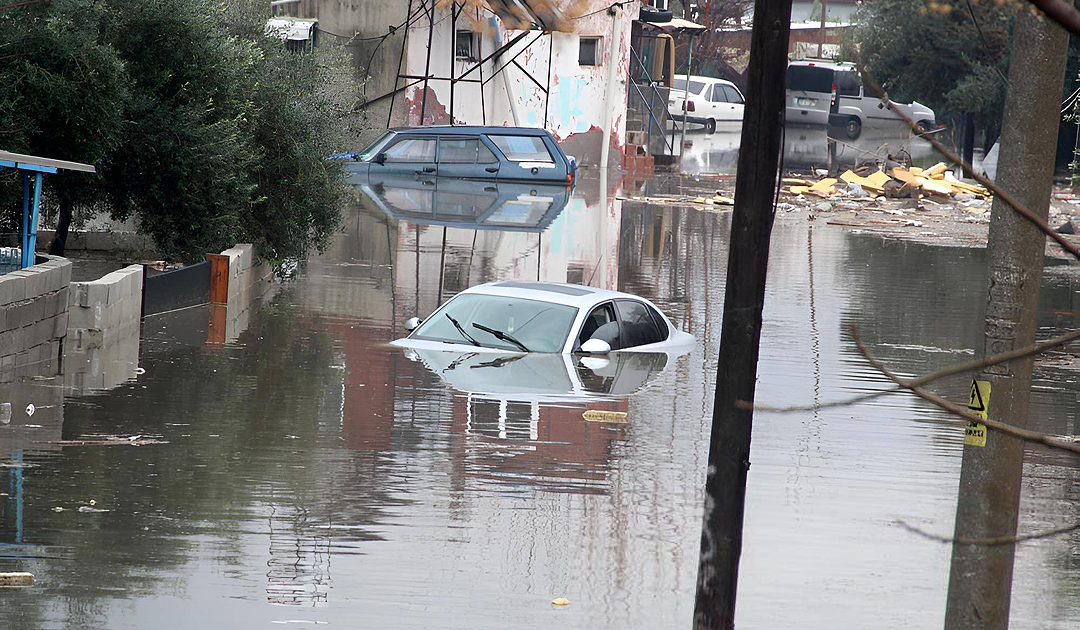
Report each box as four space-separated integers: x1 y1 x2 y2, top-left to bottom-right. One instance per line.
456 30 477 61
579 37 601 66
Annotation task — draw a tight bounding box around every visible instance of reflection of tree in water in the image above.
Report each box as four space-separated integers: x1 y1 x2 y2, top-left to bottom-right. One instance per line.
0 292 411 626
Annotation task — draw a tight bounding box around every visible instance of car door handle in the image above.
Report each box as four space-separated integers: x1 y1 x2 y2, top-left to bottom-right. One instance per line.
485 166 499 173
417 166 436 174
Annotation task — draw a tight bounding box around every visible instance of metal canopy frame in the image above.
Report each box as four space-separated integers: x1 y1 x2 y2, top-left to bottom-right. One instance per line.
0 150 95 270
383 1 553 130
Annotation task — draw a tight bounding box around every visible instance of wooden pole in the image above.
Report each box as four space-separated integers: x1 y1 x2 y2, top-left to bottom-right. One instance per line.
691 0 793 628
818 0 828 57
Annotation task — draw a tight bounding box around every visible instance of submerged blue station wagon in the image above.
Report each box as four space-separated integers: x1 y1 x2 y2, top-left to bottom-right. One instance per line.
351 126 578 186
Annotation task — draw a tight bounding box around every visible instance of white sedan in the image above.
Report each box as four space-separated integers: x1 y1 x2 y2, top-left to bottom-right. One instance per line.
668 75 745 134
391 281 693 354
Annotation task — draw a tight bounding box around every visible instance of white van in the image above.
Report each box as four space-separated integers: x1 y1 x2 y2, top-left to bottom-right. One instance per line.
786 60 937 139
668 75 745 133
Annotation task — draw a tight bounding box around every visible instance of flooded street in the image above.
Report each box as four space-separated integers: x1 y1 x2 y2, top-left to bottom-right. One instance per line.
3 172 1080 629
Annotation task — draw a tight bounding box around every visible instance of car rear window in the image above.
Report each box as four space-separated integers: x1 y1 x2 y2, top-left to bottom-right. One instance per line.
787 65 833 93
672 77 706 94
488 135 554 162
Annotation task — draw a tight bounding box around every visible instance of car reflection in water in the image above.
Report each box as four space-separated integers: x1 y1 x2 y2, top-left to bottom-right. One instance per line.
349 170 572 233
401 347 685 403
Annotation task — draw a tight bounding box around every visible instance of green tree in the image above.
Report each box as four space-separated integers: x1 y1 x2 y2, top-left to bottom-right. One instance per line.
0 0 126 243
0 0 361 266
845 0 1014 150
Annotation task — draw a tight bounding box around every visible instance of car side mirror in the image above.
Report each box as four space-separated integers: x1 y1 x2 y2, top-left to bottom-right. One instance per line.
581 338 611 354
373 153 386 165
405 317 422 331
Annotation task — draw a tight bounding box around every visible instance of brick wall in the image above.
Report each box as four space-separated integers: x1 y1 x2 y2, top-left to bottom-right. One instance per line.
65 264 143 392
0 255 71 382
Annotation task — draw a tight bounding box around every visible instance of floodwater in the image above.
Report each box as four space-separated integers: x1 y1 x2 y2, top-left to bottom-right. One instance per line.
3 168 1080 629
678 123 985 175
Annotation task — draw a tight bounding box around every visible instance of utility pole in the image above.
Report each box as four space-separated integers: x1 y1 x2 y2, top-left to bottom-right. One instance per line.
818 0 828 58
692 0 793 628
944 10 1068 630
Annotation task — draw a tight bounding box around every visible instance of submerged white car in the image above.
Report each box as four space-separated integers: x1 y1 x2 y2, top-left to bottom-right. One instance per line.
391 281 694 354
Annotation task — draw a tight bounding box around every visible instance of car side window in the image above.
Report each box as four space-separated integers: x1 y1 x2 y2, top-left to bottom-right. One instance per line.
722 85 744 104
614 299 663 348
709 84 726 103
477 141 498 164
835 70 861 97
383 138 436 162
644 304 670 341
439 138 479 163
488 135 554 162
579 302 618 348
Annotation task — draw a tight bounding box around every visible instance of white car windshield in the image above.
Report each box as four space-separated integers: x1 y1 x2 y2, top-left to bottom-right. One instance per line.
412 293 578 353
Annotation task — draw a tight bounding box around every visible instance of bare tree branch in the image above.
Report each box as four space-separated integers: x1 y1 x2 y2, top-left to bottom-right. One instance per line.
856 65 1080 261
852 325 1080 454
897 519 1080 546
742 328 1080 413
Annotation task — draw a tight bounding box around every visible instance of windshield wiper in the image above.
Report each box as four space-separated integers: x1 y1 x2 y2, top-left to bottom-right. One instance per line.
445 313 480 346
472 322 530 352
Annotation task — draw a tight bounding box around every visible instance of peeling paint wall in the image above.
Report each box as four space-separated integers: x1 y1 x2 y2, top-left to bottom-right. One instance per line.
402 1 638 168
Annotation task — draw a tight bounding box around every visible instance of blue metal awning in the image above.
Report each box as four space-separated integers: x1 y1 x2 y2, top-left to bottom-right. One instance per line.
0 150 95 270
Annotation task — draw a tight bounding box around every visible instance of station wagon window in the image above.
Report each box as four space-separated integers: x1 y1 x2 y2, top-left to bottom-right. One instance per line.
614 299 664 347
579 37 600 66
382 137 436 162
722 85 744 104
440 138 499 164
488 135 553 162
359 130 396 161
440 138 480 163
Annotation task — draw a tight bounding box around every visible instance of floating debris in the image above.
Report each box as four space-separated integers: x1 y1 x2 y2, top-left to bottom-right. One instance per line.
0 573 35 587
45 436 168 447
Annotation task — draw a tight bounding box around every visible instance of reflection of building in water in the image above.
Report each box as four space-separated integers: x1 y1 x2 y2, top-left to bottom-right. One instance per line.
382 175 621 319
452 396 628 494
0 378 63 548
265 502 331 607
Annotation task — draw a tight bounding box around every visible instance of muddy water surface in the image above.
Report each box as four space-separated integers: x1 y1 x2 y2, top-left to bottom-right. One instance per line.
2 176 1080 629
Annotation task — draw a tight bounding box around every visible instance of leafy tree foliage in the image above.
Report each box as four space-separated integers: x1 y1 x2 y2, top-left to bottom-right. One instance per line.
845 0 1016 148
0 0 126 236
0 0 361 265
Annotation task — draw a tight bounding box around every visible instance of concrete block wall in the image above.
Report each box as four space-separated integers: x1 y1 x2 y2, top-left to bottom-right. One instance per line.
0 255 71 382
212 244 274 344
65 264 143 392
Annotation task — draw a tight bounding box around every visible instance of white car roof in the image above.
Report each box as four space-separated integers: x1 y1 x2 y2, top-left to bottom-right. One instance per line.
678 75 737 87
460 281 644 310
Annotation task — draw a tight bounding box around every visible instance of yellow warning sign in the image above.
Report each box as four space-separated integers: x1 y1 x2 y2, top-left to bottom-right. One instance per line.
583 410 628 423
964 379 991 447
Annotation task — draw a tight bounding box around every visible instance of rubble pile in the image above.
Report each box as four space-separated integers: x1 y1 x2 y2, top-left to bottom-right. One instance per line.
783 162 991 204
